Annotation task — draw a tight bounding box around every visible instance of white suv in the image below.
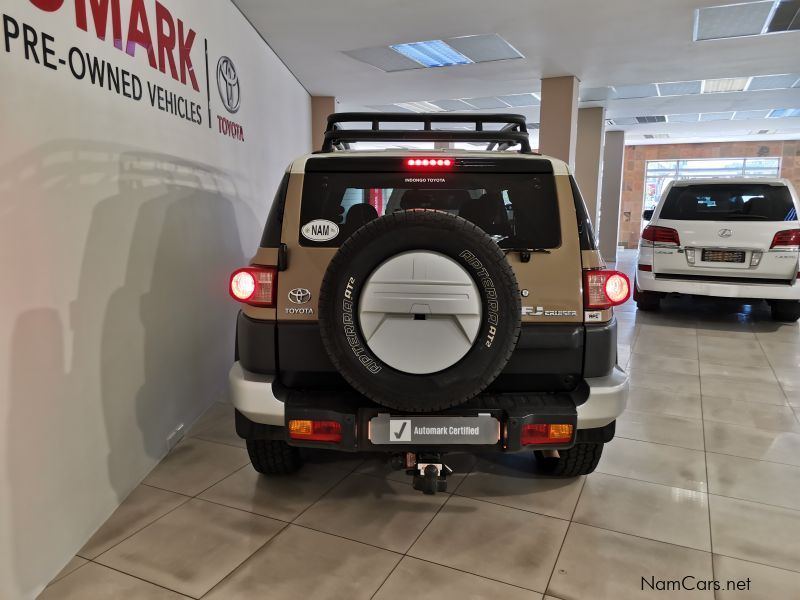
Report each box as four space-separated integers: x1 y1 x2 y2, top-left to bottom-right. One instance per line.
635 178 800 322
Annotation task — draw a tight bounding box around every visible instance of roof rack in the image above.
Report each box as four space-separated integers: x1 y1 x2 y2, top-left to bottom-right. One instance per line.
321 112 533 154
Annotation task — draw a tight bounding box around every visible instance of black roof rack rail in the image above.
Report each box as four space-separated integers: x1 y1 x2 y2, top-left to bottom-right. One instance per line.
321 112 533 154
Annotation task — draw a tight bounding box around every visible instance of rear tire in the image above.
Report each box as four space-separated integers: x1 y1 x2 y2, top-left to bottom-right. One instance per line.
634 277 660 311
534 443 603 477
770 300 800 323
246 439 303 475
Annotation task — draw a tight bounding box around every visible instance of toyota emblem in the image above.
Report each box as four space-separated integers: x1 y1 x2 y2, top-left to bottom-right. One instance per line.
718 228 733 238
288 288 311 304
216 56 241 114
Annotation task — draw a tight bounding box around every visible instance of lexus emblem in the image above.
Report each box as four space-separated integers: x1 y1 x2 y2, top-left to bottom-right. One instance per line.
288 288 311 304
718 228 733 238
216 56 240 114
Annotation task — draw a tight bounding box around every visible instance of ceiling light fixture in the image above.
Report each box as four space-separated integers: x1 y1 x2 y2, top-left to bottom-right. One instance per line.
702 77 750 93
390 40 474 68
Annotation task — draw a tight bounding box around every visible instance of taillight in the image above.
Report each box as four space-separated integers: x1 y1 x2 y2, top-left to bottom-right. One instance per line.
406 157 453 168
229 267 277 306
584 270 631 309
288 419 342 443
521 423 574 445
770 229 800 250
641 225 680 246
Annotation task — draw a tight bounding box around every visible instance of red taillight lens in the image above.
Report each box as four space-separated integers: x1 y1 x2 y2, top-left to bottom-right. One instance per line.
406 157 453 168
521 423 574 445
288 419 342 443
229 267 277 306
584 270 631 309
641 225 680 246
770 229 800 250
638 264 652 272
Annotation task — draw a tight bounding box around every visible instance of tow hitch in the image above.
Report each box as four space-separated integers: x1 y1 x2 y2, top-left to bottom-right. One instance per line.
392 452 452 495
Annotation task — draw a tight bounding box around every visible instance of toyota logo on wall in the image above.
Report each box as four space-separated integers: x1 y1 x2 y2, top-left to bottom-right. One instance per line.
217 56 240 113
288 288 311 304
718 228 733 238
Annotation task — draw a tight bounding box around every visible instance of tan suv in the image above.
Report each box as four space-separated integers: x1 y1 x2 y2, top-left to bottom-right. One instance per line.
228 113 629 493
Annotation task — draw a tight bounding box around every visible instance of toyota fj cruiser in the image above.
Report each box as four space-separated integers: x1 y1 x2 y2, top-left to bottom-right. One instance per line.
228 113 629 494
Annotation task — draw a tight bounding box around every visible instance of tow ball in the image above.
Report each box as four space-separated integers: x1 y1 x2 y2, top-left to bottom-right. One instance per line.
391 452 452 495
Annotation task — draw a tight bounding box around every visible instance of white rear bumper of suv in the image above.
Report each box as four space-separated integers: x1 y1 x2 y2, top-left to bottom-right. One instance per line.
228 362 629 431
636 270 800 301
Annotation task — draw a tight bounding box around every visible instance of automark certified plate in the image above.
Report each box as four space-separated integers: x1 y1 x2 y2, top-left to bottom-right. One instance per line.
369 414 500 445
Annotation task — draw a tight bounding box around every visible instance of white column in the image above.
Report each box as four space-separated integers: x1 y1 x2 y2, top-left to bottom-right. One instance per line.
538 76 579 169
574 106 606 230
598 131 625 264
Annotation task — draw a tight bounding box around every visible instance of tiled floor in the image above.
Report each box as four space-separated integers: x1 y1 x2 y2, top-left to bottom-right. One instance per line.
42 250 800 599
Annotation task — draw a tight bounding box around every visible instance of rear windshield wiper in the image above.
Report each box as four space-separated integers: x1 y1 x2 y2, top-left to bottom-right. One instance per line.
721 214 769 220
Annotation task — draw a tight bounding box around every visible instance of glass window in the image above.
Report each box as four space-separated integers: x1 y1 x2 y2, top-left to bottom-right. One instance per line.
300 171 560 248
659 183 796 221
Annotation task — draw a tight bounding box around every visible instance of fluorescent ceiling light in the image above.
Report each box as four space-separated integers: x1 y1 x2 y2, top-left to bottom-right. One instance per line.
747 73 800 90
769 108 800 118
612 84 659 99
700 112 735 121
658 81 703 96
395 101 447 113
445 34 523 62
462 96 510 109
343 47 424 72
733 109 772 120
390 40 473 68
695 1 775 40
430 99 476 111
667 113 700 123
497 93 539 107
702 77 750 93
766 0 800 32
366 104 415 113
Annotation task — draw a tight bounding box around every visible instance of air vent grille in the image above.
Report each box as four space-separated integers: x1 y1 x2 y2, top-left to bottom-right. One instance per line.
636 116 667 124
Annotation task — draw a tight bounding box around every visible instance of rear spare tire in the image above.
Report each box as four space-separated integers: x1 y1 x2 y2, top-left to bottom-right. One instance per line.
318 210 521 412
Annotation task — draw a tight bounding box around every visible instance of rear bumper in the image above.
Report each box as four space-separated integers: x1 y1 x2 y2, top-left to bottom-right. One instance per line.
637 270 800 300
228 362 628 433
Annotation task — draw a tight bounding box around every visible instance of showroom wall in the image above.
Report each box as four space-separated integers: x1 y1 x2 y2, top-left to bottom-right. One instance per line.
618 140 800 247
0 1 310 597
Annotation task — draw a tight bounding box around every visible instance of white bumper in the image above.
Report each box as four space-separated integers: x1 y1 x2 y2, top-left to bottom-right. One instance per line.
229 362 629 431
637 270 800 300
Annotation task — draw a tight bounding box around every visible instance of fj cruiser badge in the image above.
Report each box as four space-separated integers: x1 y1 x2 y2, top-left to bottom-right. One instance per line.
301 219 339 242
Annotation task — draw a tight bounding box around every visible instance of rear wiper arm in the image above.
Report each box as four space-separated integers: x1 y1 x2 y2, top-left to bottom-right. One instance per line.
724 214 768 220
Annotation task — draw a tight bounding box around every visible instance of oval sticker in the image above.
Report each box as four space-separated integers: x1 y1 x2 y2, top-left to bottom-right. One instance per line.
301 219 339 242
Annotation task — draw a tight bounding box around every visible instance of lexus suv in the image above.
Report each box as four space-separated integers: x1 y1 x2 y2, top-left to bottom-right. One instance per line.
227 113 629 493
635 178 800 322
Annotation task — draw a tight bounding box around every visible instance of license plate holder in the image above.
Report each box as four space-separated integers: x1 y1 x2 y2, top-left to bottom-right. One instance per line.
701 248 746 263
369 414 500 445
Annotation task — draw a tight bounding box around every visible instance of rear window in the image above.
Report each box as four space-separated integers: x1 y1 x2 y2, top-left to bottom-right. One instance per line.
660 184 796 222
298 171 560 248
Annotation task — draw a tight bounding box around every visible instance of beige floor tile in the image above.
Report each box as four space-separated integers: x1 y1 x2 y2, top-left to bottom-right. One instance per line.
637 324 697 341
625 386 702 419
373 556 541 600
629 369 701 395
574 473 710 551
696 328 756 340
356 452 476 488
187 402 232 437
699 375 786 404
615 410 704 450
597 437 707 492
302 449 367 472
698 362 777 383
39 562 189 599
205 525 399 600
95 498 284 598
783 385 800 407
703 421 800 466
409 495 567 592
142 438 249 496
633 337 698 359
710 494 800 572
189 406 245 448
772 367 800 388
713 554 800 599
79 485 188 559
706 452 800 510
702 396 800 432
760 341 800 369
295 473 447 553
454 454 584 520
698 341 770 368
547 523 714 600
628 353 699 376
47 556 88 586
199 463 347 521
